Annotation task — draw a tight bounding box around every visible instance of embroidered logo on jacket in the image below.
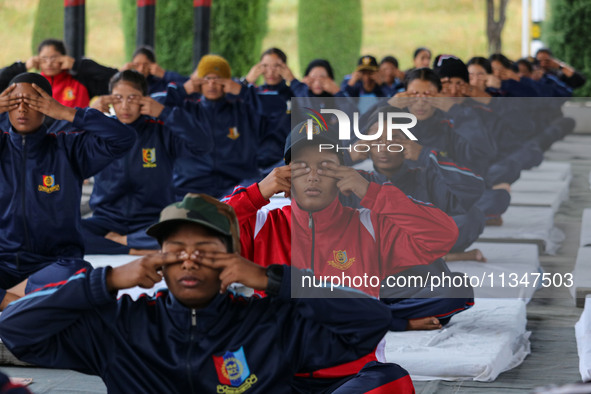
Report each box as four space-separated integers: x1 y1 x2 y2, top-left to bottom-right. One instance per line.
213 346 258 393
327 250 355 270
142 148 157 168
227 127 240 140
62 87 75 102
38 174 60 194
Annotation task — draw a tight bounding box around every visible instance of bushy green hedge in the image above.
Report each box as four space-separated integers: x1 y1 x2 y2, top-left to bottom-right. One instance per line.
119 0 269 77
546 0 591 96
298 0 362 83
31 0 64 55
210 0 269 77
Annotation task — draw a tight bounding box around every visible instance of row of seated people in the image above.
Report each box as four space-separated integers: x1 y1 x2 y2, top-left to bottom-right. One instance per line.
0 40 580 393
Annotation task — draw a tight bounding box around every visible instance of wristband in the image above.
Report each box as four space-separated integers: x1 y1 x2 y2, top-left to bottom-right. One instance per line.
265 264 284 297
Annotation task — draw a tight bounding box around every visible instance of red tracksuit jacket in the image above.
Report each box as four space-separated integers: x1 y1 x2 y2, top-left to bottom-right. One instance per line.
225 182 458 298
224 181 457 379
42 71 90 108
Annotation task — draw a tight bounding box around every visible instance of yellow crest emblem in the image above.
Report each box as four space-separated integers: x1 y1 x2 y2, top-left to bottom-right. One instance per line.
142 148 157 168
38 174 60 194
62 87 75 101
327 250 355 270
227 127 240 140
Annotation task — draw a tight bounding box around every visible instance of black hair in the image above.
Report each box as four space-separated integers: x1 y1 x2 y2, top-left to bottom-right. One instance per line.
413 47 431 59
37 39 66 55
515 58 533 73
109 70 148 96
489 53 513 70
132 45 157 63
380 55 399 69
466 56 492 74
304 59 334 80
535 47 553 57
404 67 442 92
261 47 287 63
156 221 231 252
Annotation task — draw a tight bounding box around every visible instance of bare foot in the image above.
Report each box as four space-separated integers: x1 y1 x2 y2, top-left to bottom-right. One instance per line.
444 249 487 263
8 279 27 297
406 316 442 330
492 182 511 193
0 292 21 311
485 216 503 226
129 248 158 256
105 231 127 246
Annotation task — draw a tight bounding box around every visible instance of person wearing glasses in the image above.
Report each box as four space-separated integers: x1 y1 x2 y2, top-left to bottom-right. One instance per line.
84 70 212 255
0 38 117 108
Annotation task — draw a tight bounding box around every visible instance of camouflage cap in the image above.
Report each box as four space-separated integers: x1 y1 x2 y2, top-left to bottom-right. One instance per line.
146 193 240 254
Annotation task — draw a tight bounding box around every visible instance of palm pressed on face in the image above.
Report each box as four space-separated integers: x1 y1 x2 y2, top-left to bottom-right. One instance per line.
8 83 45 134
161 224 226 309
291 145 340 212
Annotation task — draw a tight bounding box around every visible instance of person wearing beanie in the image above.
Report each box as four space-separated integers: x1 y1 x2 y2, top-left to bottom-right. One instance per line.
0 38 118 108
0 193 415 393
0 72 136 310
155 54 285 199
434 55 550 186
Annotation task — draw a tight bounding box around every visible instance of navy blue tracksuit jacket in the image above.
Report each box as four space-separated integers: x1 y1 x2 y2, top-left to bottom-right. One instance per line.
0 108 135 298
0 266 394 394
84 115 211 252
157 83 284 198
0 108 135 262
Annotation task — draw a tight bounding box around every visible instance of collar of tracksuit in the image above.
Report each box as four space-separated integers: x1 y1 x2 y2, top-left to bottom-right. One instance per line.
371 162 410 185
291 195 349 234
164 288 232 335
8 124 49 149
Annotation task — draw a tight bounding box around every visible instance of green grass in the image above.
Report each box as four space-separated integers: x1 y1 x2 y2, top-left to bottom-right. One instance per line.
0 0 523 76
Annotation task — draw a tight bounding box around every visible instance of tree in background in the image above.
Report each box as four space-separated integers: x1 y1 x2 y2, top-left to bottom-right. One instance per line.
298 0 362 83
119 0 136 62
546 0 591 96
119 0 269 77
486 0 508 54
210 0 269 78
31 0 64 55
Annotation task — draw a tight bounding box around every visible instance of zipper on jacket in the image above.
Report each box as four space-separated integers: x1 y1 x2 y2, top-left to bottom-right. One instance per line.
309 213 315 273
186 309 197 393
20 136 31 257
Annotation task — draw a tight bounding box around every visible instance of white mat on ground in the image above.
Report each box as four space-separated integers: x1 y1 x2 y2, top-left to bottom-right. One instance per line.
580 209 591 247
383 298 530 382
447 242 541 301
518 171 571 182
530 161 572 176
547 140 591 160
519 161 572 183
570 247 591 301
85 255 167 300
511 178 570 200
478 206 564 254
509 191 565 214
575 295 591 381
